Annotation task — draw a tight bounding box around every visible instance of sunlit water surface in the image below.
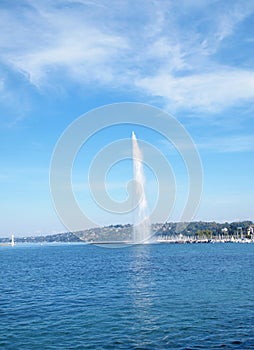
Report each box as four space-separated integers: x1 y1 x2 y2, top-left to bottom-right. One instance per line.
0 243 254 349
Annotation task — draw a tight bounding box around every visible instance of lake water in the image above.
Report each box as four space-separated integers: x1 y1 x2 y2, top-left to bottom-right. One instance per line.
0 243 254 349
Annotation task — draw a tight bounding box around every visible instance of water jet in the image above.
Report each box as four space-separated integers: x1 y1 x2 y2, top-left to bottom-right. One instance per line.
132 132 151 244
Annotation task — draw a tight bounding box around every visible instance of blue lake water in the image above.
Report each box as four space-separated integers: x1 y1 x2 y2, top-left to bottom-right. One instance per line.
0 243 254 349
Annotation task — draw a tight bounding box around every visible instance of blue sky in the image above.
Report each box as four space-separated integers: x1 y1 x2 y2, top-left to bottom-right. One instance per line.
0 0 254 237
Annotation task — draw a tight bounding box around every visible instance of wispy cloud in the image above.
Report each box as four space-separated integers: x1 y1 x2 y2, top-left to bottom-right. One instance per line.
136 69 254 113
0 0 254 112
1 2 128 87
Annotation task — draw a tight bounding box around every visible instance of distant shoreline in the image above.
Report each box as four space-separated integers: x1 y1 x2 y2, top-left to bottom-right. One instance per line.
1 220 253 245
1 239 254 247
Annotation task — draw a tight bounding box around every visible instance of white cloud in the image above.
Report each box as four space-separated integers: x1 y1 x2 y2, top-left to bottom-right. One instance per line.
136 70 254 112
9 29 127 87
213 4 251 41
0 1 128 87
0 0 254 112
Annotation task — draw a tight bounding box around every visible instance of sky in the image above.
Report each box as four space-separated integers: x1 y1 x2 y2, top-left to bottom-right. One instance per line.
0 0 254 237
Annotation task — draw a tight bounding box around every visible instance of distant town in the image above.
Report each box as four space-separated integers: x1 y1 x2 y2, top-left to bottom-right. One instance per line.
1 221 254 245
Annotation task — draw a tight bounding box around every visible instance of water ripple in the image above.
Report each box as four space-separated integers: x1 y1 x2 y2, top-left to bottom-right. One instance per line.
0 244 253 349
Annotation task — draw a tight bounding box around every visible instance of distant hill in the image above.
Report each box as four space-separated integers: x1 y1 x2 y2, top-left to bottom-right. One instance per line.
1 221 253 244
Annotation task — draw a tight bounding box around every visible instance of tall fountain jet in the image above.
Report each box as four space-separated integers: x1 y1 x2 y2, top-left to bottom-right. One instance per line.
132 132 151 244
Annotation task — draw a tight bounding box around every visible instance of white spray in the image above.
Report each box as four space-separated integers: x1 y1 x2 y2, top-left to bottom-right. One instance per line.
132 132 151 243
